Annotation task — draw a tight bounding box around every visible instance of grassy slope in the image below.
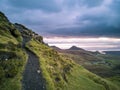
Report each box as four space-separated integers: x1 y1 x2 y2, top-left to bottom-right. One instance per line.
0 32 28 90
0 33 27 90
107 76 120 88
0 28 18 44
26 39 119 90
61 52 120 77
0 13 27 89
0 49 28 90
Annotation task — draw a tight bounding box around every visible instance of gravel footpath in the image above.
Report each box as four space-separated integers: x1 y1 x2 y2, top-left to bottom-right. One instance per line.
22 37 46 90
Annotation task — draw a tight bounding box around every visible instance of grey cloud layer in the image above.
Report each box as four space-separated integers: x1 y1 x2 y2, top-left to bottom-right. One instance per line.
0 0 120 37
8 0 61 12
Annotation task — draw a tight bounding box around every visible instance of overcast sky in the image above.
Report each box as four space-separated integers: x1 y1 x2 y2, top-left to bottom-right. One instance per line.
0 0 120 37
0 0 120 50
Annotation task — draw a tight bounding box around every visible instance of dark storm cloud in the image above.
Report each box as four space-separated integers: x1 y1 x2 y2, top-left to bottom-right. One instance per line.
0 0 120 37
49 25 120 38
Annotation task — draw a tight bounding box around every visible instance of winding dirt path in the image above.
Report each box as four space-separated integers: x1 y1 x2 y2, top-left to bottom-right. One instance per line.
22 37 46 90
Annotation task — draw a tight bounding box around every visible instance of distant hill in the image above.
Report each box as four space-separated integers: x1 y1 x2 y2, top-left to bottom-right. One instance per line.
68 46 85 51
52 45 102 62
51 46 61 51
90 51 102 55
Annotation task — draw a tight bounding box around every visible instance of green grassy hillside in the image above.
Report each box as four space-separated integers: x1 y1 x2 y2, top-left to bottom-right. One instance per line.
0 12 27 90
26 39 119 90
59 49 120 78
